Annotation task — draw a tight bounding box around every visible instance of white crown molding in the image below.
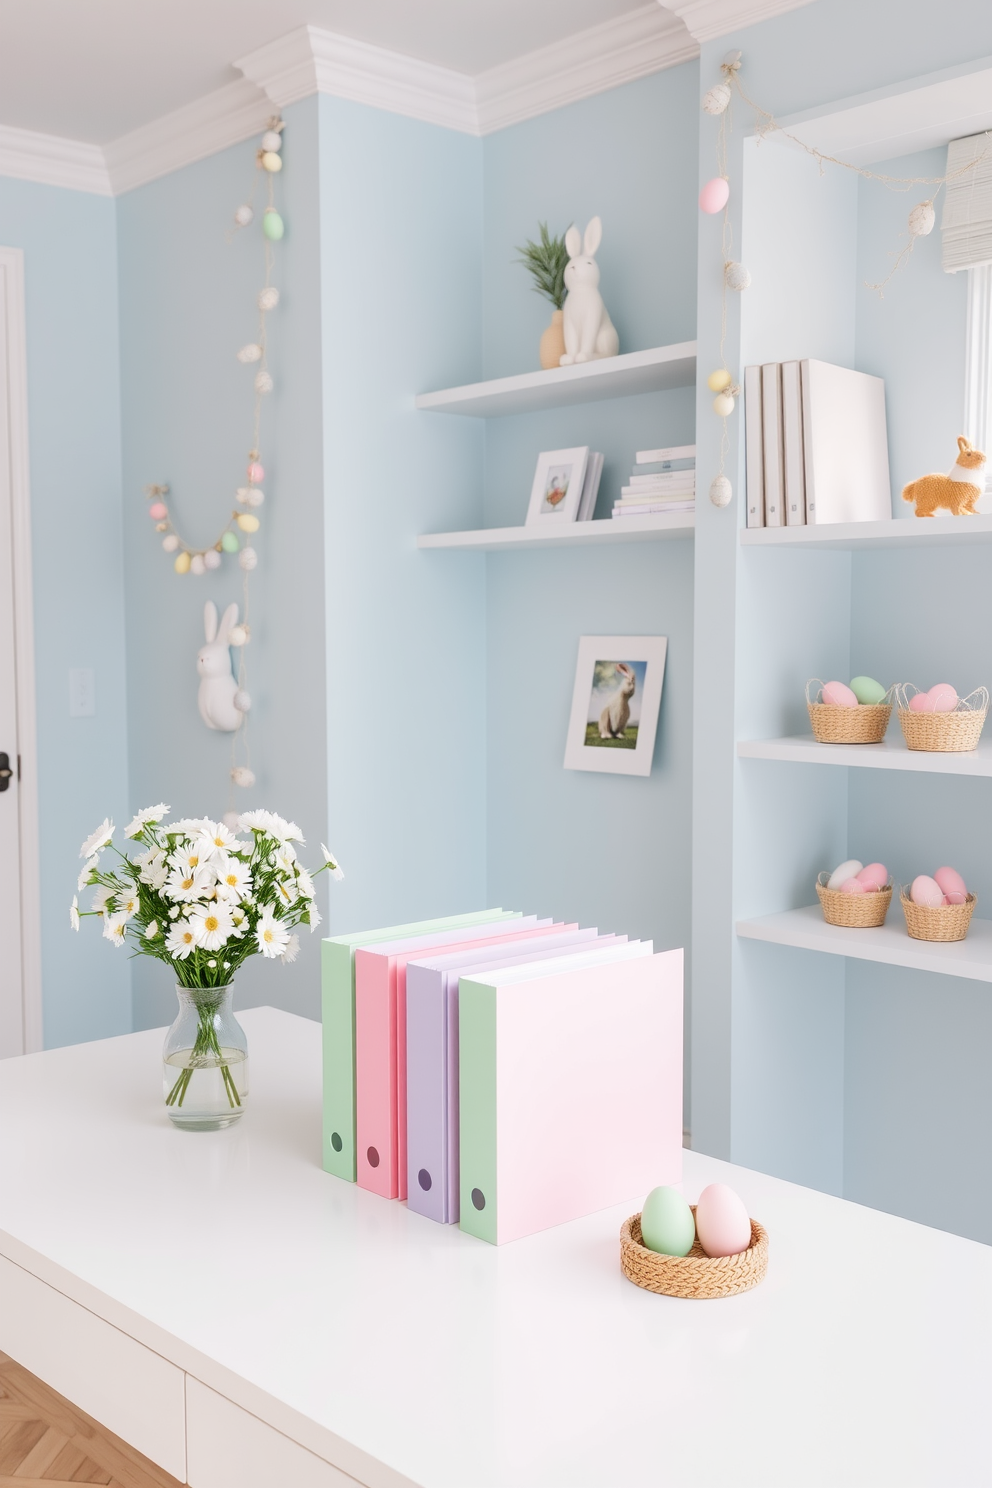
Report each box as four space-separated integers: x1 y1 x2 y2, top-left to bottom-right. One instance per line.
236 25 478 134
0 123 110 196
105 78 273 195
667 0 816 43
476 4 699 135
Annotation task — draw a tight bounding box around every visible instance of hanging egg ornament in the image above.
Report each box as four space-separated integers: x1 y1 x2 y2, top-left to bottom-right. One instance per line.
255 370 273 395
261 151 283 173
236 487 251 504
237 343 262 364
174 551 191 574
725 261 751 291
263 209 285 241
190 554 206 576
247 460 264 484
258 287 280 311
234 689 252 713
908 200 935 237
221 531 240 553
707 368 733 393
245 488 265 508
710 474 732 508
203 549 221 570
239 545 258 571
228 624 248 647
231 765 256 788
713 391 736 416
234 204 253 227
699 176 730 214
703 82 732 115
148 501 168 520
162 534 180 553
237 513 260 533
261 130 283 153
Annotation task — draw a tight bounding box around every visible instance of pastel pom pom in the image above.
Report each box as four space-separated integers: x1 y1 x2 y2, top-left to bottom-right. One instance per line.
855 862 888 890
237 344 262 364
724 261 751 291
203 549 221 570
927 683 959 712
174 551 190 574
839 877 866 894
934 866 968 904
822 680 859 707
258 287 280 311
148 501 168 520
699 176 730 214
162 534 179 553
245 488 265 508
221 531 239 553
234 204 253 227
231 765 255 788
239 545 258 571
263 209 284 241
707 369 732 392
909 691 936 712
910 875 945 908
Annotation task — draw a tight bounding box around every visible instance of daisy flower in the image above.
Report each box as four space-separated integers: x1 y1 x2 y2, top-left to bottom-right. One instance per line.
91 884 115 914
193 822 243 860
214 856 252 901
137 848 168 889
124 803 170 838
229 906 249 937
269 814 304 843
145 920 159 939
321 844 345 881
165 922 197 959
256 909 290 959
294 867 316 900
281 933 300 964
307 904 322 932
77 855 99 891
102 913 128 947
274 846 297 874
276 877 298 907
165 864 213 903
165 817 210 838
80 819 114 858
116 888 140 920
170 844 207 874
238 809 276 834
69 896 80 932
189 901 234 952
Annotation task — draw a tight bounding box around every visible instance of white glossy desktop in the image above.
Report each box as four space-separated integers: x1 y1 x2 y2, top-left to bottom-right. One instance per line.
0 1007 989 1488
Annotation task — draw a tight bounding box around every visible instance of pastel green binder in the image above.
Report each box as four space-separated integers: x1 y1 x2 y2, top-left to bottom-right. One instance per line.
321 910 517 1181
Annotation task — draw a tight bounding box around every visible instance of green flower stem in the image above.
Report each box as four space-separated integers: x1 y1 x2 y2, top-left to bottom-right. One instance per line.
165 995 241 1109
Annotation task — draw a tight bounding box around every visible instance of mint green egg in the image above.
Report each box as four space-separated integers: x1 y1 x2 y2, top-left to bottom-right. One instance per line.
640 1185 696 1257
850 675 887 705
221 531 239 553
263 210 285 241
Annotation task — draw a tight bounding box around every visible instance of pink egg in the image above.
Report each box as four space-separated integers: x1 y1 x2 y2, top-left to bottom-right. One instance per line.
699 176 730 214
908 691 936 712
927 683 959 713
855 862 888 890
247 461 265 484
934 866 967 904
910 874 945 908
839 877 866 894
148 502 168 520
822 680 859 708
694 1183 752 1258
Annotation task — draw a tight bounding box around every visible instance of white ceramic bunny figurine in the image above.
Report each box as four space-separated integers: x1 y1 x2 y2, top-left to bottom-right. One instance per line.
560 216 619 365
197 601 242 732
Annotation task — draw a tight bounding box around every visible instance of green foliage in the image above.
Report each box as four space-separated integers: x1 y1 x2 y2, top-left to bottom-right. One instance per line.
584 724 639 750
515 223 569 310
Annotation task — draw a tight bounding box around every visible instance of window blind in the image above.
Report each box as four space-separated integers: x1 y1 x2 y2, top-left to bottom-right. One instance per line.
941 132 992 272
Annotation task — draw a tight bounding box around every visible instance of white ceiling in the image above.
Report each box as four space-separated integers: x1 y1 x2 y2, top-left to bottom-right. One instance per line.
0 0 659 144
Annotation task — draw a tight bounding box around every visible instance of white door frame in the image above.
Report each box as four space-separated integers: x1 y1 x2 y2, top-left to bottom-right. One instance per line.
0 247 42 1053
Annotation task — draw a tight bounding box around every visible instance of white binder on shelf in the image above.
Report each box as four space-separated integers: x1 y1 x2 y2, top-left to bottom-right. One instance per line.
801 360 891 524
761 362 784 528
781 360 806 526
744 365 764 528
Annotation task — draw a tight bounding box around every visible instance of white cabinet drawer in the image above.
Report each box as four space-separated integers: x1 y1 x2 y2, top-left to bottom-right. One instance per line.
186 1377 361 1488
0 1251 186 1480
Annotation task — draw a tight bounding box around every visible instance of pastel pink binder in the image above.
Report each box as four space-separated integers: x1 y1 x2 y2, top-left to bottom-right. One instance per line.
355 918 569 1199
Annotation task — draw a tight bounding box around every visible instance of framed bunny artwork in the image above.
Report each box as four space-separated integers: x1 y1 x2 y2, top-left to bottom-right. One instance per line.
563 635 667 776
525 446 590 526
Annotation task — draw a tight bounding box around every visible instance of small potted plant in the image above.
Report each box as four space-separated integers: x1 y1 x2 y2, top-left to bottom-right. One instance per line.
71 806 344 1130
516 222 568 369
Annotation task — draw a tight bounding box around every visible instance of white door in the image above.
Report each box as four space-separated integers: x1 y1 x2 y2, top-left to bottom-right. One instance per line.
0 248 40 1057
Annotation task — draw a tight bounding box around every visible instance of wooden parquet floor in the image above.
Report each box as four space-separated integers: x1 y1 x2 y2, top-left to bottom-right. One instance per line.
0 1352 183 1488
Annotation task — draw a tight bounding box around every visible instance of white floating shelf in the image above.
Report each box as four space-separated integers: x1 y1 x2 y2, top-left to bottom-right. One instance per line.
737 904 992 983
738 733 992 776
418 512 694 552
741 514 992 550
415 342 696 417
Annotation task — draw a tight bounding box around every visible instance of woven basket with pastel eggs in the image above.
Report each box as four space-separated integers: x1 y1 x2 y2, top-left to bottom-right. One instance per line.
816 858 892 927
894 683 988 752
620 1183 767 1300
901 867 976 942
806 676 892 744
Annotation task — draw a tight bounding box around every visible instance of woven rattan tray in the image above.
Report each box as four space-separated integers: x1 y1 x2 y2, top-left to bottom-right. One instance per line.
900 890 976 942
816 877 891 927
620 1208 768 1300
895 685 988 753
805 680 891 744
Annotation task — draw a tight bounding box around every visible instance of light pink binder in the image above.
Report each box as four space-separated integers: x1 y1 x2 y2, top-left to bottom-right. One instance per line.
355 918 567 1199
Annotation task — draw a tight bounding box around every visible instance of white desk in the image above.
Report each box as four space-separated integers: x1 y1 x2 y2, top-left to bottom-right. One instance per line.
0 1008 989 1488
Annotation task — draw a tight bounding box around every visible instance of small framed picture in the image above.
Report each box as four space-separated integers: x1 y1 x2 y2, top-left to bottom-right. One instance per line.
563 636 668 777
524 447 590 526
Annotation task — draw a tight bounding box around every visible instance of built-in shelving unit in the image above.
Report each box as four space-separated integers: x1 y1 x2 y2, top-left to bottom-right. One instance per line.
418 512 694 552
737 734 992 776
737 905 992 983
415 342 696 417
741 515 992 550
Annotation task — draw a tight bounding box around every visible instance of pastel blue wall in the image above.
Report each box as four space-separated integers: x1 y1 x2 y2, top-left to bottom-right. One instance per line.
117 98 328 1028
0 177 130 1048
480 66 699 1116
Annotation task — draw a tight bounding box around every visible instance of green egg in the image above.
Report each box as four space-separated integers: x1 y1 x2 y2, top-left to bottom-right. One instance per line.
640 1185 696 1257
850 675 887 705
263 210 285 241
221 531 240 553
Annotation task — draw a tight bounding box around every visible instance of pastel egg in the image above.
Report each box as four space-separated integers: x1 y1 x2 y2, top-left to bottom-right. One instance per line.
173 551 191 575
822 680 858 708
934 866 967 904
247 461 264 484
713 392 735 417
261 130 282 153
908 691 936 712
910 875 945 908
221 531 240 553
148 501 168 520
699 176 730 214
927 683 959 713
850 675 887 705
236 513 260 533
707 369 732 392
855 862 888 890
263 209 285 241
639 1186 696 1257
261 151 283 173
827 858 863 891
839 877 866 894
694 1183 752 1258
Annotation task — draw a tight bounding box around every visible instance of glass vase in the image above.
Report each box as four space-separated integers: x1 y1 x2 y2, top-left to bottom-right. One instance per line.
162 985 248 1130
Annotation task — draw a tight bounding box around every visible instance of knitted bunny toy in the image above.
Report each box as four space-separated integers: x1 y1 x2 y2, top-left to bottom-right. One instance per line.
902 436 986 516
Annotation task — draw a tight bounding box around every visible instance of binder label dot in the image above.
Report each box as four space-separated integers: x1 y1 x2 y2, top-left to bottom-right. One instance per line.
471 1187 486 1210
418 1168 432 1191
330 1132 342 1152
367 1146 380 1168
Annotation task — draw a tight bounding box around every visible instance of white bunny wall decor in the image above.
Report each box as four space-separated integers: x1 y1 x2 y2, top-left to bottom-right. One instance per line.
197 601 245 732
599 662 636 739
560 217 619 366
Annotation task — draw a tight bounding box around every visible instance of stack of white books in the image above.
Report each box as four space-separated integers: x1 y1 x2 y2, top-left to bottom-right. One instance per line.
612 446 696 519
